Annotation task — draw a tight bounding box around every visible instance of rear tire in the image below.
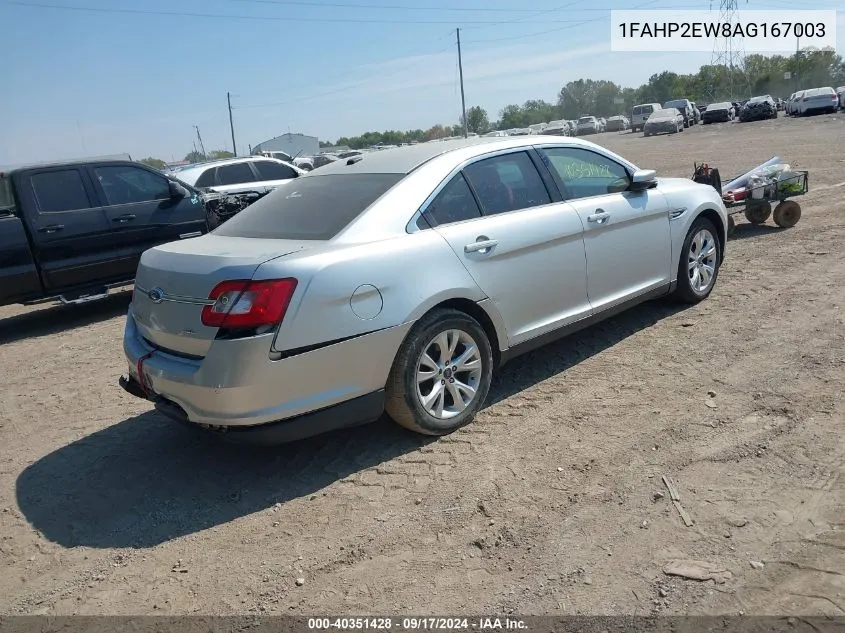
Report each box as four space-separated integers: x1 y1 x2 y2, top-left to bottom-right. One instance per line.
385 309 494 436
673 217 721 304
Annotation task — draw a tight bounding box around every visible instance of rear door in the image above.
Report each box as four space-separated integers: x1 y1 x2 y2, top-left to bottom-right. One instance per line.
18 166 116 291
424 149 591 346
91 162 207 278
537 145 671 313
210 161 261 195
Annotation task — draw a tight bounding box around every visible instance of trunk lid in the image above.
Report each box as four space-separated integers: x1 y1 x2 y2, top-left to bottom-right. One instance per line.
132 234 308 357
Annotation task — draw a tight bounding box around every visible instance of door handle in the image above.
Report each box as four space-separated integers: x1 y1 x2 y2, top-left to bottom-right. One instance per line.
464 238 498 254
113 214 137 223
587 209 610 224
38 224 64 233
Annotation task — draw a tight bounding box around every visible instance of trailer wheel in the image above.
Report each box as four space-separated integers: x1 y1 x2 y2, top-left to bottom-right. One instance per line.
727 215 736 236
773 200 801 228
744 201 772 225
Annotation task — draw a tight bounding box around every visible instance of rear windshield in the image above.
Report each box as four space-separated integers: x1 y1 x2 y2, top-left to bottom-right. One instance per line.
0 176 14 210
664 100 688 109
578 117 594 123
633 105 654 115
212 173 404 240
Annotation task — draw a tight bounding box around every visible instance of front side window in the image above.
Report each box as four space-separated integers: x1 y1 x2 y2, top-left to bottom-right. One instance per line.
463 151 551 216
94 165 169 205
213 173 403 240
421 173 482 228
216 162 257 186
30 169 92 213
540 147 631 200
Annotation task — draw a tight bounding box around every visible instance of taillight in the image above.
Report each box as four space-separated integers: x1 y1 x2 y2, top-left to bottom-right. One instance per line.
201 278 298 329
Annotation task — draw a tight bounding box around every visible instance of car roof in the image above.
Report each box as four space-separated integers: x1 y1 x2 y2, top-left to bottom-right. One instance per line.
1 156 137 175
303 137 523 175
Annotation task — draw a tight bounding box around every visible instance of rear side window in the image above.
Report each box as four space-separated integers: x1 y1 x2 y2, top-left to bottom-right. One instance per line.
30 169 92 213
0 176 14 210
421 173 482 228
213 173 404 240
195 169 216 188
463 151 551 215
254 160 298 181
216 162 257 186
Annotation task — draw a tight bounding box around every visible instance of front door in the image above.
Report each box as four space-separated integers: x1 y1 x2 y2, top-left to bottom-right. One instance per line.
91 163 208 278
423 150 591 347
538 146 671 313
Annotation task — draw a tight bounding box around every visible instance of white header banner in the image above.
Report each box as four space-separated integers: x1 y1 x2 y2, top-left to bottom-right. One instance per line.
610 10 838 52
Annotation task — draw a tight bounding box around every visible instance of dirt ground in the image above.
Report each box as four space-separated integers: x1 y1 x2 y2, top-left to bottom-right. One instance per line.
1 112 844 618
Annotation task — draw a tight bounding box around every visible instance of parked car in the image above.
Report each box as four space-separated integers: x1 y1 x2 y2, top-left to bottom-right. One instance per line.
690 102 701 124
528 123 548 135
509 128 532 136
701 101 735 123
837 86 845 109
795 86 840 115
0 158 209 308
576 116 600 135
604 115 630 132
119 136 728 444
643 108 685 136
631 103 661 133
739 95 778 122
698 104 709 113
176 156 306 196
543 120 570 136
663 99 695 128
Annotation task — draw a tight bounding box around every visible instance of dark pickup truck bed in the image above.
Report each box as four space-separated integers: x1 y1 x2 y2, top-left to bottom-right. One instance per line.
0 158 210 307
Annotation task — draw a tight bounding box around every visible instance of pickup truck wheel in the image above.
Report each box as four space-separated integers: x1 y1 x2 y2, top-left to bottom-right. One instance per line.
385 309 493 436
673 217 721 304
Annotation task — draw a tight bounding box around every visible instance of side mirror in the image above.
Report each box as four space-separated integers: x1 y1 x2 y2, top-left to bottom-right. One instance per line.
169 181 189 198
629 169 657 192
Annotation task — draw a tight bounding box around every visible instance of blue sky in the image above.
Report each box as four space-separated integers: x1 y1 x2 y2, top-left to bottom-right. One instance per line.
1 0 842 163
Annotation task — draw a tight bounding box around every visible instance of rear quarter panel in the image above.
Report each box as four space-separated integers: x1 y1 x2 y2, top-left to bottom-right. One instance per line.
254 230 493 354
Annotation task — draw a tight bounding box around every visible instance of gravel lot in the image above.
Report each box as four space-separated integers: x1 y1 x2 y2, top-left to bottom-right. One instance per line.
1 112 844 617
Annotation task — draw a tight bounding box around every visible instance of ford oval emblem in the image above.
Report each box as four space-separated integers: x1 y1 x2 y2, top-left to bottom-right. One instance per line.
148 287 165 303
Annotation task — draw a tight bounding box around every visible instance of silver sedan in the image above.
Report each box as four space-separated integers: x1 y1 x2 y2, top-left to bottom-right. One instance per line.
120 136 728 443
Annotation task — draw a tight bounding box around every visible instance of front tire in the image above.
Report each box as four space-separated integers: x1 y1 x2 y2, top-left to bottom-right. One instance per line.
385 309 494 436
673 217 722 304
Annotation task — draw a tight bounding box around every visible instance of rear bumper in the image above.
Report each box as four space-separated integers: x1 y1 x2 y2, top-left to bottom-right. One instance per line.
119 374 384 445
121 311 411 429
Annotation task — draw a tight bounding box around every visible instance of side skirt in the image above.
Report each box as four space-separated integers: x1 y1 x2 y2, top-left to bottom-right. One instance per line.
498 283 673 366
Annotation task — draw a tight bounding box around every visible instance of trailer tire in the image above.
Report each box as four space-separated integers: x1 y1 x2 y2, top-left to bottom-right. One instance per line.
773 201 801 228
744 201 772 225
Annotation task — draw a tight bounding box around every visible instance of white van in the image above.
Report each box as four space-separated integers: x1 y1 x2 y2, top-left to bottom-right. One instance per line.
631 103 661 132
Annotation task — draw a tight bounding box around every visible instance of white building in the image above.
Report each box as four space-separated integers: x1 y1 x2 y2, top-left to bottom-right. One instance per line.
251 133 319 158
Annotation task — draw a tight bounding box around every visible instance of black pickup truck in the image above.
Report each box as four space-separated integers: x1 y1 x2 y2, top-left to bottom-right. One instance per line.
0 158 209 307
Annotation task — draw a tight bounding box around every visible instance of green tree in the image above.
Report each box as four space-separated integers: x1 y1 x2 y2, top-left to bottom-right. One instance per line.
184 151 205 163
139 157 166 170
208 150 234 159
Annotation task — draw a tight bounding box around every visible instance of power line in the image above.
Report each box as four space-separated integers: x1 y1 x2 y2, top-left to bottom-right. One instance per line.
462 0 692 43
227 0 584 12
235 41 456 109
3 1 678 24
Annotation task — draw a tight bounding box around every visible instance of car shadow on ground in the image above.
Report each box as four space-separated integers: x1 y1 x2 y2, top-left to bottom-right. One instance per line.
0 290 132 345
728 223 785 241
16 296 691 550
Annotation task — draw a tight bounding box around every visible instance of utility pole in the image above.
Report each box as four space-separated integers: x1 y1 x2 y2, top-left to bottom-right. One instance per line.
456 28 468 138
227 92 237 156
193 125 207 159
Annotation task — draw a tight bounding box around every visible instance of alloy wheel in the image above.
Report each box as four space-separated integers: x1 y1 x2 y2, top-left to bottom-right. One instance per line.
415 329 482 420
687 228 718 294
